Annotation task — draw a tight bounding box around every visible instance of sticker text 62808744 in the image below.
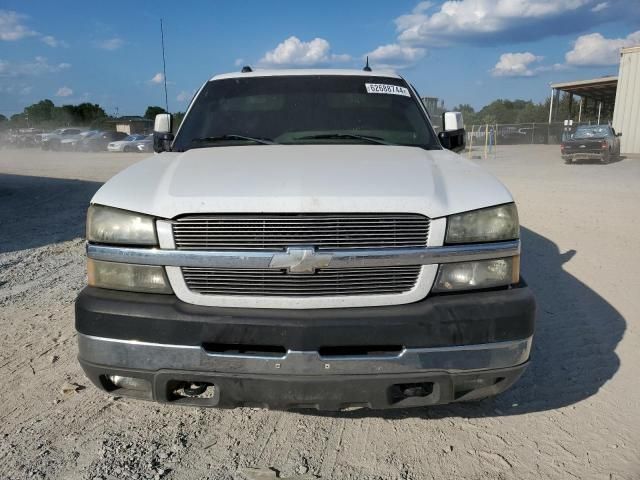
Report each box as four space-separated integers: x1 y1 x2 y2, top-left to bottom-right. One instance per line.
365 83 410 97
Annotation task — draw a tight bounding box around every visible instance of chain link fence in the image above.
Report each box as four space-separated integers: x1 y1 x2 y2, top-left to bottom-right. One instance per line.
467 121 608 147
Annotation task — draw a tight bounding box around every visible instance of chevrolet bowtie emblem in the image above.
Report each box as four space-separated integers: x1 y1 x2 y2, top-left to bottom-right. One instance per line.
269 247 332 274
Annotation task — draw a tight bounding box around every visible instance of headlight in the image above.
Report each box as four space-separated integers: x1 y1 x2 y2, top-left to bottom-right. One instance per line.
446 204 519 244
432 256 519 292
87 259 172 294
87 205 157 245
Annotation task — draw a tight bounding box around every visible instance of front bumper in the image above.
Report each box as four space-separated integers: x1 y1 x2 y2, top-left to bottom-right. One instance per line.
562 152 605 160
75 284 535 410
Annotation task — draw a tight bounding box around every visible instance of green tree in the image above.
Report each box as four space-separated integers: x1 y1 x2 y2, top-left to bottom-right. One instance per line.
9 113 27 128
59 103 107 124
453 104 478 126
144 106 166 120
24 99 55 124
172 111 185 133
0 114 7 130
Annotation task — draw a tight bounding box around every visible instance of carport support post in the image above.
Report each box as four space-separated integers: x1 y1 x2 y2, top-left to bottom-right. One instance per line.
597 101 602 125
578 98 583 123
548 88 555 124
568 93 573 120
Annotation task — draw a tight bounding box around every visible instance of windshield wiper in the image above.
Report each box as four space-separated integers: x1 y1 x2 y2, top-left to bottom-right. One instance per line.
190 134 277 146
293 133 395 146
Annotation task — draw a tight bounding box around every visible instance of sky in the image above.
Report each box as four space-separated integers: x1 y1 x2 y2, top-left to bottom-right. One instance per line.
1 0 639 117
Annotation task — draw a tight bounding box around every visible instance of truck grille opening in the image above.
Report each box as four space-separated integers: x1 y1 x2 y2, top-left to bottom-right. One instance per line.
172 213 430 251
318 345 404 357
181 266 421 297
203 343 287 357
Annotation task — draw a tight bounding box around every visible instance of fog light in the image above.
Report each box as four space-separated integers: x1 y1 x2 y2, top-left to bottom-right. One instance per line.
108 375 150 391
87 258 173 294
433 256 519 292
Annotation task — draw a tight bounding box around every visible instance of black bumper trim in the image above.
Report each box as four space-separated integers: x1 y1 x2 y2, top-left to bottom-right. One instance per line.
75 284 535 350
79 358 528 410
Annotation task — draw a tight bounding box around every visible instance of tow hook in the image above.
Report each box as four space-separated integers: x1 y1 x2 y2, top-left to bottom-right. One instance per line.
182 382 209 397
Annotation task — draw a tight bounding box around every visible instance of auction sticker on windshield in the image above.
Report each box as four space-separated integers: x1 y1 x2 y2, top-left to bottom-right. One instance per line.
365 83 410 97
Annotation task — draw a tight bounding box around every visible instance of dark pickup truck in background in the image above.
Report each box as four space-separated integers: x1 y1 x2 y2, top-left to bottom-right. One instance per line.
561 125 621 164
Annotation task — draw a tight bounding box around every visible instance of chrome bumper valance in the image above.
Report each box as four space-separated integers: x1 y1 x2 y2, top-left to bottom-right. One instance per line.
86 240 520 270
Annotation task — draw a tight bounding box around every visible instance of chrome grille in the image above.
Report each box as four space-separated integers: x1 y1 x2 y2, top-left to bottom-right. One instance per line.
181 266 421 297
172 214 430 251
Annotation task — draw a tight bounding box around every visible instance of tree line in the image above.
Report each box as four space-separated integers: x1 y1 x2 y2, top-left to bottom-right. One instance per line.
0 93 608 131
0 100 182 131
452 93 611 126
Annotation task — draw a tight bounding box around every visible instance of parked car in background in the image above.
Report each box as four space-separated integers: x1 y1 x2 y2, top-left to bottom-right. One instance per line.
41 128 83 150
107 134 148 152
133 134 153 153
5 128 43 148
61 130 99 151
561 125 621 164
498 126 528 145
80 131 128 152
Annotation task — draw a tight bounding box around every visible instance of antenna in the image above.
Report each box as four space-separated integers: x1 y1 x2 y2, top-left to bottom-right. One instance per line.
363 56 372 72
160 19 169 113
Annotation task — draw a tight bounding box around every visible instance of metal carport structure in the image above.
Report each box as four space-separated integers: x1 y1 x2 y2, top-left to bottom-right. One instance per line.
548 76 618 125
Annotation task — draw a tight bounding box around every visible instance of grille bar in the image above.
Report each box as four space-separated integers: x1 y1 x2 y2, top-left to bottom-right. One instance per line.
173 214 429 251
182 266 421 297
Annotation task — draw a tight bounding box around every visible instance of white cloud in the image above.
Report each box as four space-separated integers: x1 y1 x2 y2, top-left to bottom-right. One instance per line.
491 52 543 77
260 36 350 67
0 10 37 41
150 72 164 84
565 30 640 66
0 56 71 77
42 35 68 48
591 2 609 11
234 58 245 67
365 44 426 69
95 37 124 51
395 0 595 45
56 86 73 97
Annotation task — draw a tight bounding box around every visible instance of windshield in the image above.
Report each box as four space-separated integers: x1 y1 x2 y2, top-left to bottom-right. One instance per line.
173 75 439 151
573 126 610 139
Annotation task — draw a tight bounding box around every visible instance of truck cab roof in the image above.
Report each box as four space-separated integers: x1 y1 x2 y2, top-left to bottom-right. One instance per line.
210 68 401 81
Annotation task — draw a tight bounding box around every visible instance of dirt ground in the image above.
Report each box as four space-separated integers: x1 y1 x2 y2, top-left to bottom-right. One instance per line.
0 145 639 480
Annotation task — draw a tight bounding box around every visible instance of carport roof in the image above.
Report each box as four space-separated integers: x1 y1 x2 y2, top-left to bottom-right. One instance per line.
551 76 618 103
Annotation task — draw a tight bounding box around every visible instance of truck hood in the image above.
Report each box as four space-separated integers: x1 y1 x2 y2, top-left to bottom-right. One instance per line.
91 145 513 219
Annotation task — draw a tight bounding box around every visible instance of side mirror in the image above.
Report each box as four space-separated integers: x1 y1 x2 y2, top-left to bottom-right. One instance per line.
153 113 174 153
154 113 172 133
443 111 464 132
439 111 465 152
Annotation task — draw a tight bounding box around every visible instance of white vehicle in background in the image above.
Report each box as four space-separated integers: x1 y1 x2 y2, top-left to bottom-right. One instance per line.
76 68 535 410
107 134 148 152
132 134 153 153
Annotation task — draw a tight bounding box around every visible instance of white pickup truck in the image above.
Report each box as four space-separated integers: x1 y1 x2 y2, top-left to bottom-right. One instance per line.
75 68 535 410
